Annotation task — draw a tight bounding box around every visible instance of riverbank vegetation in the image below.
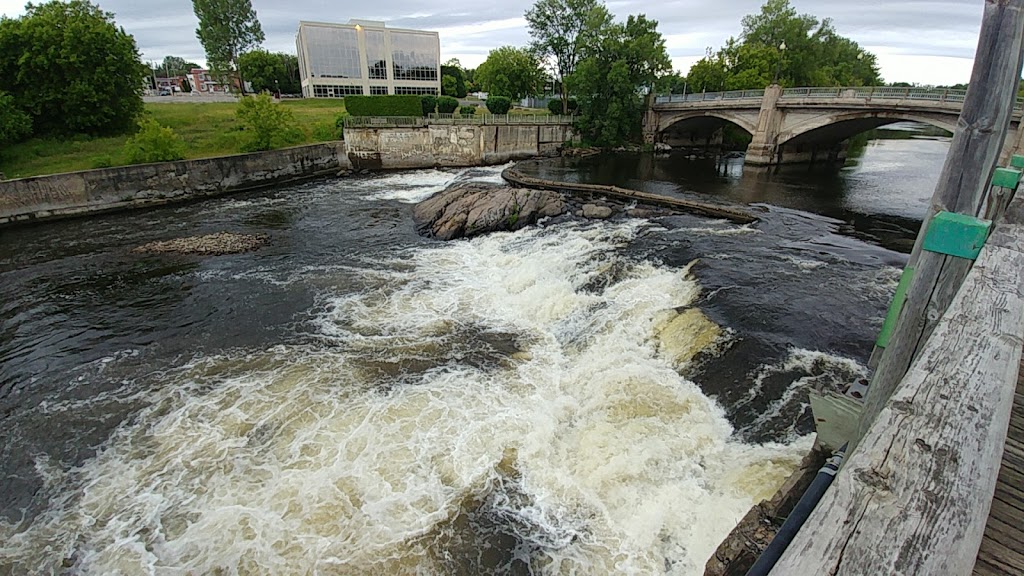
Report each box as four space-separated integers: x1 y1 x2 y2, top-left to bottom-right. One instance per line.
0 99 345 179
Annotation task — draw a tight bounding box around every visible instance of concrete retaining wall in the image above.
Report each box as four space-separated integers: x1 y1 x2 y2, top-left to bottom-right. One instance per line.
0 123 577 227
0 142 351 226
346 124 575 169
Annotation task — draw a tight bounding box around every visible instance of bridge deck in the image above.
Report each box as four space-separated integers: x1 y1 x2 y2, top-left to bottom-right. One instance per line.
974 354 1024 575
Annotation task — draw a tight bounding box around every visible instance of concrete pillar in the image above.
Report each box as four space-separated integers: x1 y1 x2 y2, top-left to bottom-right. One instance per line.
745 84 785 166
642 93 658 144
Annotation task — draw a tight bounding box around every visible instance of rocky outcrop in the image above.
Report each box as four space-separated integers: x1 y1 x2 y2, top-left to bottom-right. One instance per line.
582 204 613 219
132 232 269 255
413 183 566 240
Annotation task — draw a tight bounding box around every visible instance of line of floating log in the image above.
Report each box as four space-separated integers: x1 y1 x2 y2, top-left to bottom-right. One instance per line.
501 163 759 224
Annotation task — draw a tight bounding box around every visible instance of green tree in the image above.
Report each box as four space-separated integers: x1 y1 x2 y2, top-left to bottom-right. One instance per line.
440 65 467 98
442 75 458 97
655 71 688 94
684 0 881 91
0 0 146 136
0 91 31 146
525 0 613 112
570 14 671 145
192 0 265 94
475 46 545 101
236 93 302 151
159 55 201 76
238 50 299 94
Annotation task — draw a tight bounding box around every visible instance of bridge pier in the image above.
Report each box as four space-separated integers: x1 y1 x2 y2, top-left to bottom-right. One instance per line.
745 85 784 166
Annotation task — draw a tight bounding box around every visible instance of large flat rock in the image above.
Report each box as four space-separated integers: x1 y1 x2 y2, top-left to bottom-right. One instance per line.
413 184 566 240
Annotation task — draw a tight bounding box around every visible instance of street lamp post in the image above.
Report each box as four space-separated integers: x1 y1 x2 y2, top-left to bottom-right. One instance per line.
773 41 787 85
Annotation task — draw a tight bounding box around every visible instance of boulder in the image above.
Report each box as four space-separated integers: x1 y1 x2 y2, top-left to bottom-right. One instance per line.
132 232 268 255
582 204 613 219
413 183 566 240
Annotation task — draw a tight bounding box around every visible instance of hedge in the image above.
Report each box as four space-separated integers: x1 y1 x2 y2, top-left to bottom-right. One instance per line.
420 95 437 116
345 95 422 117
486 96 512 114
437 96 459 114
459 105 477 116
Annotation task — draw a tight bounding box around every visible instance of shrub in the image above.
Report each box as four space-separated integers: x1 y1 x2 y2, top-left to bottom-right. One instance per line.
0 92 31 146
437 96 459 114
122 118 187 164
89 155 113 169
312 121 340 142
334 111 350 129
547 99 579 115
345 95 421 117
486 96 512 115
459 105 477 116
235 93 303 152
420 95 437 117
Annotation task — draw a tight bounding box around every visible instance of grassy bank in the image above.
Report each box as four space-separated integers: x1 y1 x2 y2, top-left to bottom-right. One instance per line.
1 99 346 179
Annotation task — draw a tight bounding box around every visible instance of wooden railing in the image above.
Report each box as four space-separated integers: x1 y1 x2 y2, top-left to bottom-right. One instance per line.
767 194 1024 575
343 114 575 128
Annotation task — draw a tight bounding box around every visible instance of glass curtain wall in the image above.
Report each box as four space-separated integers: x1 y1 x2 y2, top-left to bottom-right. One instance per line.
305 26 363 79
391 32 438 82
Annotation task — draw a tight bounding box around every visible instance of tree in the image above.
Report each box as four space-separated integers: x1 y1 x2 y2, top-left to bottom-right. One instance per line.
0 91 31 146
655 71 688 94
238 50 300 94
684 0 881 91
160 55 201 76
525 0 612 113
475 46 545 101
0 0 147 136
570 14 671 146
442 75 457 97
192 0 265 94
440 63 467 97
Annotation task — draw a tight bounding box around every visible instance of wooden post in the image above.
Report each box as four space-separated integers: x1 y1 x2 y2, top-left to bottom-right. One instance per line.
857 0 1024 445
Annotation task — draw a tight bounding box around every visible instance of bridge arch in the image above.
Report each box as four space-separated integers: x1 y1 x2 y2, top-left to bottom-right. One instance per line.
778 110 956 148
660 111 759 137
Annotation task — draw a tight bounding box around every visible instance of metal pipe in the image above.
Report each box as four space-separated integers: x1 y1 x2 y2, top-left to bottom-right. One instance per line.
744 443 848 576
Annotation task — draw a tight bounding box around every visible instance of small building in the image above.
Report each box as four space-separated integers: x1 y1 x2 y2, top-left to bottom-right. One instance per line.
295 20 440 98
154 76 188 93
189 68 228 93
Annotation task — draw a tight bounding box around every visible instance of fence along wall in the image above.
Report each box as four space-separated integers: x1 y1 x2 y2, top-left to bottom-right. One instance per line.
344 123 576 169
0 142 351 226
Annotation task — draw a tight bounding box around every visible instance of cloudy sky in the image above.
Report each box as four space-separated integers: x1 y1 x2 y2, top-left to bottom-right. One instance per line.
0 0 984 85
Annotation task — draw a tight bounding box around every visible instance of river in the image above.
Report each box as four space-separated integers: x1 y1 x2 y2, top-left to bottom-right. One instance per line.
0 124 947 574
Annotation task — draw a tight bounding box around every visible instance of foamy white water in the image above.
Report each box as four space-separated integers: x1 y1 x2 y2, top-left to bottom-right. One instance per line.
359 163 513 203
0 219 810 575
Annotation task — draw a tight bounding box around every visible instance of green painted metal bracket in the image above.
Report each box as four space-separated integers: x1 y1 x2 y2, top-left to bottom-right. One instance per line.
922 211 992 260
1011 154 1024 171
992 167 1022 189
876 266 914 349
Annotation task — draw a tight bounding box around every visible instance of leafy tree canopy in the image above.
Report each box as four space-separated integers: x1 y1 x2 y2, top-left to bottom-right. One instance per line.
570 14 671 146
475 46 546 101
525 0 612 112
440 64 467 97
0 0 147 136
193 0 265 92
158 55 201 76
685 0 881 92
238 50 300 94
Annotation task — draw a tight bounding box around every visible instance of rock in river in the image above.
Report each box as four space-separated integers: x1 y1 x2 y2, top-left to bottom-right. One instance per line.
413 183 566 240
132 232 269 255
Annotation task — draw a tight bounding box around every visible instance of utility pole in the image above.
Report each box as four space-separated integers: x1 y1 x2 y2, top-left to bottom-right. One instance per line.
855 0 1024 447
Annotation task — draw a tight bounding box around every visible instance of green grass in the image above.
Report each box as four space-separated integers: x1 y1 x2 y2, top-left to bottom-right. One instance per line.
1 99 347 179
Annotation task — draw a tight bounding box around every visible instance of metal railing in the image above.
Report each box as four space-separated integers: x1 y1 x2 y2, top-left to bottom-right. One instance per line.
655 86 1024 111
343 114 575 128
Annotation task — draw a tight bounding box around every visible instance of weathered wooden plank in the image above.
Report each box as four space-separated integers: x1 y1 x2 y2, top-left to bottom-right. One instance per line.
857 0 1024 445
768 241 1024 576
975 537 1024 574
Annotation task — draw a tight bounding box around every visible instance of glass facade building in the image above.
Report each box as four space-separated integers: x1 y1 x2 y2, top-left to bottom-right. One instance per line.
296 20 440 98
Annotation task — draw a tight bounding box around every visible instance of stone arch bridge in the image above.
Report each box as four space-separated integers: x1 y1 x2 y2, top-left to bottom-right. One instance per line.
644 85 1024 166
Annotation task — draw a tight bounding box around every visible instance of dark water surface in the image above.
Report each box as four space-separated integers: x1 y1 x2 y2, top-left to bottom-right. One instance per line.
0 127 947 574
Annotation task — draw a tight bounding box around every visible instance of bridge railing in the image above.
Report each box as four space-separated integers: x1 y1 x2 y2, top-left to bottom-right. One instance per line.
655 86 1024 111
654 89 764 104
343 114 575 128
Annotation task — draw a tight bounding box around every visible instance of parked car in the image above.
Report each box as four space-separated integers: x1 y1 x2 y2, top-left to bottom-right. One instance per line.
158 89 172 96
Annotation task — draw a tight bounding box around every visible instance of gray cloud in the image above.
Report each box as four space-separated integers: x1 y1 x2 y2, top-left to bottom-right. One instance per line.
0 0 984 82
